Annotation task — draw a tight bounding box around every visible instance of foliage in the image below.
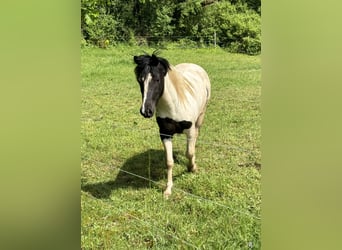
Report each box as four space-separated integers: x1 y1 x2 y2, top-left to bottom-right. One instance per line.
81 0 133 47
202 2 261 54
81 0 261 54
175 0 204 38
230 0 261 14
84 13 117 48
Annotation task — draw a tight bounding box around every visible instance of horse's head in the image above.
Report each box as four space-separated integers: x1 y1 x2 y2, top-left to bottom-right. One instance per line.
133 53 170 118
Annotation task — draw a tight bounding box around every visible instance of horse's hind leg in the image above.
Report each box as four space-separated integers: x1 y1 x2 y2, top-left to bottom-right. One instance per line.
186 126 199 172
186 111 207 172
196 110 206 128
162 138 174 197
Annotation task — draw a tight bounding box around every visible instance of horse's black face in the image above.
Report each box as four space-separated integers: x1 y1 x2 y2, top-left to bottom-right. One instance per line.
134 54 170 118
137 68 165 118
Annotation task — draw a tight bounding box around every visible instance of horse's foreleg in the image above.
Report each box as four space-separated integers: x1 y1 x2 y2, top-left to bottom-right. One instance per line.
186 127 199 172
162 138 174 197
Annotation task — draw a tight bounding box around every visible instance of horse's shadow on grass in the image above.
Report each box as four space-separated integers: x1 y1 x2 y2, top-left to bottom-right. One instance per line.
82 149 185 199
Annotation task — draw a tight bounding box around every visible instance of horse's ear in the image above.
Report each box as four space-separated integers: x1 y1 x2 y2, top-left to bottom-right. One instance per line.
151 54 159 66
158 58 171 75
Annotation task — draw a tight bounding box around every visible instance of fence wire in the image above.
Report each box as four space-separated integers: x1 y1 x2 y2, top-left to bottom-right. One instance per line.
82 124 260 248
84 122 261 220
111 163 260 220
82 98 261 246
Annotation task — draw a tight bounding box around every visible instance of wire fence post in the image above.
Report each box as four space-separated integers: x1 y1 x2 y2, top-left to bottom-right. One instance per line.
214 31 217 48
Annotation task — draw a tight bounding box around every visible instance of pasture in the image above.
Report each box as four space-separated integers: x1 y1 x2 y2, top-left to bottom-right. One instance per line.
81 46 261 249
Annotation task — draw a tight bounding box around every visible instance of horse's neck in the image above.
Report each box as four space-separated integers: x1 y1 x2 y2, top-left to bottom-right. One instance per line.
157 66 195 120
166 66 193 102
156 67 185 116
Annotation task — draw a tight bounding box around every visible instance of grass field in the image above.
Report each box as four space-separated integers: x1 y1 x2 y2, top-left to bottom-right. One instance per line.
81 46 261 249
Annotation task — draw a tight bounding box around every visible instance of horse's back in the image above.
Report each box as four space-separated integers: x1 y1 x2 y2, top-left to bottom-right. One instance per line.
175 63 211 100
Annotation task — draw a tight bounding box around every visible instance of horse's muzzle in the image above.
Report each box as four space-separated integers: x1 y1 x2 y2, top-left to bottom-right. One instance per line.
140 107 154 118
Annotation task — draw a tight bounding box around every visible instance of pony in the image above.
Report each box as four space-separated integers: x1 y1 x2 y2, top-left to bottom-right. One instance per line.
133 52 211 196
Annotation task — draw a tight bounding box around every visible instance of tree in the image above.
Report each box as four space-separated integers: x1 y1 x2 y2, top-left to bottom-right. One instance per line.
81 0 261 54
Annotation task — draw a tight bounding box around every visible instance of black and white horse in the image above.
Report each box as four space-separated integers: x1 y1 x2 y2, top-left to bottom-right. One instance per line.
133 53 211 196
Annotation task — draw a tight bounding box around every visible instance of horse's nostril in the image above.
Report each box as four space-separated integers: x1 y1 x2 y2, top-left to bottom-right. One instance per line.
143 109 152 118
140 107 153 118
146 109 153 117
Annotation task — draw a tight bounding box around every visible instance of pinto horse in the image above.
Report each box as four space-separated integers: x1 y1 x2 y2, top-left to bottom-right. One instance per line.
133 53 211 196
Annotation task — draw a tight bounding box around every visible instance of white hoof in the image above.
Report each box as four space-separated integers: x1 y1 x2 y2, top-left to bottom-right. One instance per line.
163 188 172 198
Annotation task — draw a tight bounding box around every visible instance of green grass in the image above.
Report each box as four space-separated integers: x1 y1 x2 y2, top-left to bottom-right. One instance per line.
81 46 261 249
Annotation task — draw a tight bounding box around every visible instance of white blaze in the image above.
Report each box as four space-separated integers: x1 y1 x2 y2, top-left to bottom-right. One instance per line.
141 73 152 114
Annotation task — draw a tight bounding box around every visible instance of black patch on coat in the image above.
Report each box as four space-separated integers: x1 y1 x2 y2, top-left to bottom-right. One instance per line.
156 117 192 140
